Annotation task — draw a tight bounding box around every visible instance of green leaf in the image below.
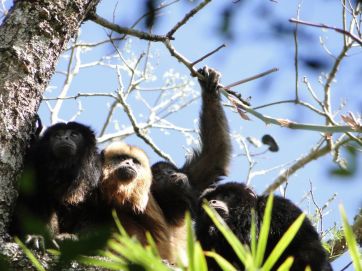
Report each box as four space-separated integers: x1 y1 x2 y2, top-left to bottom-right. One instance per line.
78 255 127 270
255 194 273 267
112 209 128 237
250 209 257 258
276 256 294 271
194 242 208 271
205 251 238 271
15 237 46 271
186 212 196 271
339 205 362 271
262 213 305 270
203 203 250 266
145 231 160 258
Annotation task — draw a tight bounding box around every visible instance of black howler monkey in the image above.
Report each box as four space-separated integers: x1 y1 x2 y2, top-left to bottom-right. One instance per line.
195 182 332 271
98 141 174 262
10 122 101 246
151 66 231 261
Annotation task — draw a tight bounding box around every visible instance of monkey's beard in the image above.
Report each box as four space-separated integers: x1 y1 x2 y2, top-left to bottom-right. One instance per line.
53 143 77 159
101 165 152 213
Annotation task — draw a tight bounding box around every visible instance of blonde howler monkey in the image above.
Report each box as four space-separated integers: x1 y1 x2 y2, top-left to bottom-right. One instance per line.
98 141 174 261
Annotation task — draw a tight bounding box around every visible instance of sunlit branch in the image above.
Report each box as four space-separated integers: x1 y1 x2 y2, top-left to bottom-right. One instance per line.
90 13 171 42
191 44 226 66
289 18 362 45
224 67 279 89
263 136 352 194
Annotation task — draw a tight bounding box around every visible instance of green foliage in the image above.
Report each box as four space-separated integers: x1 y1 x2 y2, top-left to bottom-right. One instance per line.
203 194 305 271
262 214 305 270
14 237 45 271
55 227 111 269
19 201 362 271
185 212 208 271
255 194 274 266
339 205 362 271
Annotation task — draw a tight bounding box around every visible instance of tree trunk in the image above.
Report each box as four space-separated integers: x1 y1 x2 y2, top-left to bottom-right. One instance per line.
0 0 99 239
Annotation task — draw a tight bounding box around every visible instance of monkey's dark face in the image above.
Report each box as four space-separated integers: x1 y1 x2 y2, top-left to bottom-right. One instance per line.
151 162 189 187
197 183 258 235
49 129 84 159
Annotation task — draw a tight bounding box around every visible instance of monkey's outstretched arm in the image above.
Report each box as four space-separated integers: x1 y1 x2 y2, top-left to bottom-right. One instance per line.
182 66 231 192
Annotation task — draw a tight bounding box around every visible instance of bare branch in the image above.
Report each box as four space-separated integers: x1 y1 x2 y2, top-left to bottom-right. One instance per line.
222 90 362 133
51 35 81 124
43 92 116 101
90 13 171 42
114 67 174 162
289 18 362 46
224 67 279 89
263 136 352 194
191 44 226 66
252 99 326 116
163 38 197 75
293 3 302 102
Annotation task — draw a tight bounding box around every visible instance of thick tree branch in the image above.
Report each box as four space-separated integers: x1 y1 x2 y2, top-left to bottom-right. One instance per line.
262 136 352 194
223 91 362 133
90 13 170 42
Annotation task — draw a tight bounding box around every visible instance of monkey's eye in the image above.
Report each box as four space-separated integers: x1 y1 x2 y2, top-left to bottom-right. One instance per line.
70 131 80 138
53 131 64 138
116 155 129 161
165 169 174 175
132 158 140 165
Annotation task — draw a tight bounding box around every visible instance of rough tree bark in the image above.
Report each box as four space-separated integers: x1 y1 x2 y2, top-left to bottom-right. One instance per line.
0 0 100 269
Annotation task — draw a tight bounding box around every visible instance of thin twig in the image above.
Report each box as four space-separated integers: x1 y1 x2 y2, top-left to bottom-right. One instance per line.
114 67 174 162
99 101 118 138
289 18 362 46
224 67 279 89
309 180 323 233
43 92 116 101
302 77 324 108
191 44 226 66
252 99 325 116
166 0 211 38
239 137 255 185
293 3 301 101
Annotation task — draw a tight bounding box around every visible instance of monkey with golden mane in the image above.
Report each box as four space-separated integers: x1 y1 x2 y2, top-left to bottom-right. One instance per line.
98 141 173 261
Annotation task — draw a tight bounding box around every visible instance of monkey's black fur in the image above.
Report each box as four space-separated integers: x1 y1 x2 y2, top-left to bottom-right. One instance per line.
152 67 231 226
195 182 332 271
10 122 101 241
151 161 196 226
